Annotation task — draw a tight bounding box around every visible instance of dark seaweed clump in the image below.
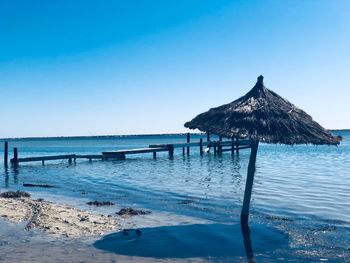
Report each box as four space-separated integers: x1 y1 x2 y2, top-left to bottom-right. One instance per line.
23 183 55 188
86 201 115 207
0 191 31 198
116 208 151 216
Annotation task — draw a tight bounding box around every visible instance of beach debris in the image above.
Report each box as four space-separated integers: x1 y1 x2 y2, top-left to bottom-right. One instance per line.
178 199 194 205
265 215 293 222
0 191 31 199
23 183 55 188
122 229 142 236
136 229 142 236
116 208 151 216
86 201 115 207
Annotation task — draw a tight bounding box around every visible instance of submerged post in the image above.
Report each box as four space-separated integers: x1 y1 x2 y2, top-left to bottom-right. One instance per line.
13 147 18 167
207 132 210 141
218 136 223 154
4 141 8 166
235 137 239 154
199 138 203 155
153 152 156 159
186 133 190 155
168 144 174 158
231 138 235 154
241 140 259 225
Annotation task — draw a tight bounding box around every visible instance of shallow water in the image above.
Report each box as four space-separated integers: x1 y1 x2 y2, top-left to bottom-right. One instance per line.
0 132 350 262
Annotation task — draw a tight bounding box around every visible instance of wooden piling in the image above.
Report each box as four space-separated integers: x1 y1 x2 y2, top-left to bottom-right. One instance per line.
218 136 223 154
182 147 185 156
153 152 156 159
4 141 8 166
207 132 210 141
168 145 174 158
186 133 190 155
235 137 239 154
213 143 217 155
13 147 18 166
68 158 72 164
241 140 259 224
199 138 203 155
231 138 235 154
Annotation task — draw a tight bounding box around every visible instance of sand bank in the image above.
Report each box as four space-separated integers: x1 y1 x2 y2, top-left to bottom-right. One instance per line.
0 194 120 238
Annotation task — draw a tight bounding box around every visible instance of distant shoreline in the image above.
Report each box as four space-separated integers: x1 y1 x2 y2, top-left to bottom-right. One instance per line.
0 130 347 141
0 132 204 141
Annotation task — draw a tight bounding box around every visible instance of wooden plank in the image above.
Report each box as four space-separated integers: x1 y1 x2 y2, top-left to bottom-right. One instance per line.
15 154 76 163
150 142 201 148
221 146 251 152
75 154 103 159
103 147 168 155
150 140 250 149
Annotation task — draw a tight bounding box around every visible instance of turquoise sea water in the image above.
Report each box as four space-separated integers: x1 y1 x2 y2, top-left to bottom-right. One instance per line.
0 131 349 262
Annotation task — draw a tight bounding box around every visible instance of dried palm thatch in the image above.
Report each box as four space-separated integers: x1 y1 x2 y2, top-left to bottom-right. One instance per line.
184 75 340 225
185 75 339 145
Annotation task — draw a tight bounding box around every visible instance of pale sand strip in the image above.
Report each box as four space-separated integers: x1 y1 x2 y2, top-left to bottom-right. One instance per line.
0 196 120 238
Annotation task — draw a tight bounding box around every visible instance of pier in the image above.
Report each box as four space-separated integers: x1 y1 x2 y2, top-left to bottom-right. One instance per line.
4 133 251 167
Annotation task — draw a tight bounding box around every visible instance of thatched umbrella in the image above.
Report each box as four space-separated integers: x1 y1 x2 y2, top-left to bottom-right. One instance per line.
185 75 340 225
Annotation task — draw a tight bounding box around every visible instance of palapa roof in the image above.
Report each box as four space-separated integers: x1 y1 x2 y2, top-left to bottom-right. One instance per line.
185 75 340 145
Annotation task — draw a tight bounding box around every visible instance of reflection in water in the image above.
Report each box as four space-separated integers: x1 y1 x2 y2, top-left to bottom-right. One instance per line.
3 166 9 187
11 165 19 184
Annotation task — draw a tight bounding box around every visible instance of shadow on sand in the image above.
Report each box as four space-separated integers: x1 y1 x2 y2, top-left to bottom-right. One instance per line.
94 223 288 261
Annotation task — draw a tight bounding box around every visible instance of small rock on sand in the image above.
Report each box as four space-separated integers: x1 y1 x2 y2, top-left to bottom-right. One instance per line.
86 201 115 207
116 208 151 217
0 191 31 198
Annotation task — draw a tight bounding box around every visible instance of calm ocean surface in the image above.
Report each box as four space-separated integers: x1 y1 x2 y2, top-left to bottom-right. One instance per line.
1 131 350 262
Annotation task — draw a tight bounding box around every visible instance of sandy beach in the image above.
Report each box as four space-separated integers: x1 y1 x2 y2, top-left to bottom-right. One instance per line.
0 192 120 238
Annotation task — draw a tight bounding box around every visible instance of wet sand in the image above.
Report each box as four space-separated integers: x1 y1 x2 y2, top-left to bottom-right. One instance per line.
0 196 119 238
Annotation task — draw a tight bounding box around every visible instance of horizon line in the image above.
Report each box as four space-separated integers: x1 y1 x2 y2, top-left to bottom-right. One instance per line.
0 129 347 141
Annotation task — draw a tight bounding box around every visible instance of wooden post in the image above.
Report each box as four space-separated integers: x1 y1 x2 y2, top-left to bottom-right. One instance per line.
42 160 45 165
68 158 72 164
241 223 255 262
153 152 156 159
13 147 18 167
199 138 203 155
207 132 210 141
231 138 235 154
186 133 190 155
241 140 259 225
182 147 185 156
218 136 223 154
235 137 239 154
4 142 8 166
213 143 217 155
168 145 174 158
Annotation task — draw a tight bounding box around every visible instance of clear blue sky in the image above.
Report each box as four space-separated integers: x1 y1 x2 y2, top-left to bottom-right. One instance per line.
0 0 349 137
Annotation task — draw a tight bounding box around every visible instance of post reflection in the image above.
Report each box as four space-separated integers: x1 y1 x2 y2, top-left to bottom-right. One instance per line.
3 166 9 187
